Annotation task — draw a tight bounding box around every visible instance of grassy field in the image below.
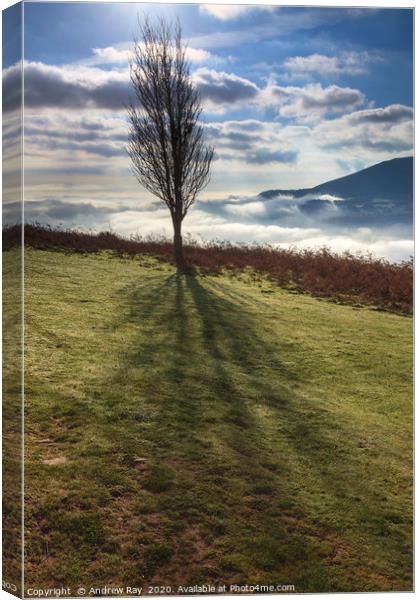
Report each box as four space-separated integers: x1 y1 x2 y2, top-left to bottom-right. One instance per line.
3 248 23 594
20 247 412 593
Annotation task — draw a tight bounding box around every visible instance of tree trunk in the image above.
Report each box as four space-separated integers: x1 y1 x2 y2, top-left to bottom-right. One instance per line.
173 217 184 272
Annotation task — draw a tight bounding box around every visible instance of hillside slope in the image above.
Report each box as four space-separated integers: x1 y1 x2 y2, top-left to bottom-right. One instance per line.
21 249 412 593
259 157 413 226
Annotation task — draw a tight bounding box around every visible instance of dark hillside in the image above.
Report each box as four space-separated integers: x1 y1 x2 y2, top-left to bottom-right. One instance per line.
260 157 413 202
259 157 413 226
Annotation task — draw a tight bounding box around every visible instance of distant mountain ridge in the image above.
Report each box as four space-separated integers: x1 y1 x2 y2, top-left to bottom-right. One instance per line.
260 157 413 201
259 157 413 227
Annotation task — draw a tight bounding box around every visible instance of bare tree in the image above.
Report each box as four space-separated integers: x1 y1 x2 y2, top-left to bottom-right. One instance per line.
127 17 214 271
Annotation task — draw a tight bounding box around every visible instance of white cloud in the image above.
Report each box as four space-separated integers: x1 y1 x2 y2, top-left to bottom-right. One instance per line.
83 43 213 66
3 61 130 113
315 104 413 156
260 82 366 121
225 201 266 216
200 4 272 21
203 119 304 165
317 194 344 202
283 51 384 78
193 67 259 108
24 113 128 161
279 234 413 263
192 67 366 120
187 47 213 62
90 45 130 65
345 103 413 125
5 59 367 128
105 206 412 262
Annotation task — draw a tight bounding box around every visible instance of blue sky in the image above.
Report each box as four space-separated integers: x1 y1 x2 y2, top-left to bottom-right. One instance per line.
2 2 414 259
22 3 413 109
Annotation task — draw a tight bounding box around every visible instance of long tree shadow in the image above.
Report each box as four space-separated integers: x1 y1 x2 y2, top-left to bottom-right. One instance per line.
116 273 303 465
87 271 409 589
24 264 411 592
106 273 323 582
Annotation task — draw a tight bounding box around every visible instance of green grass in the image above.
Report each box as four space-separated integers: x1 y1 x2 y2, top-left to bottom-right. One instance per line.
21 247 412 593
3 248 23 594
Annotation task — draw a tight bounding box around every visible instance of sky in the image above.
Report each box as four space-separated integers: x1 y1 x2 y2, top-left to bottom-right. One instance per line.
2 2 414 260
